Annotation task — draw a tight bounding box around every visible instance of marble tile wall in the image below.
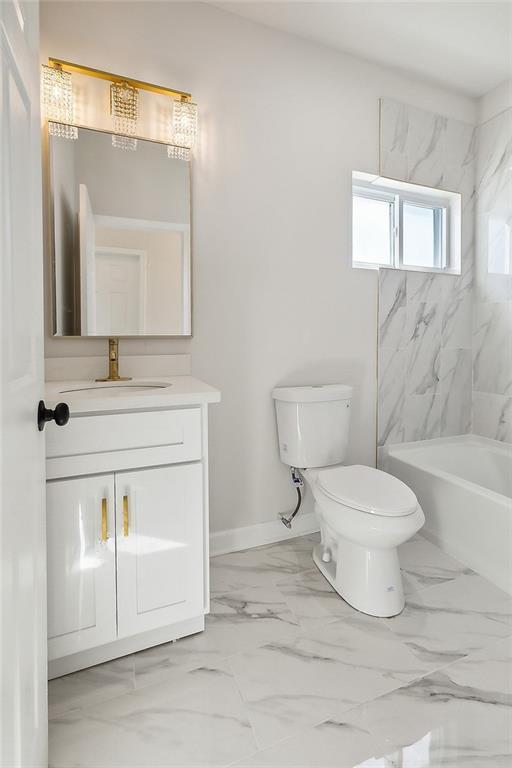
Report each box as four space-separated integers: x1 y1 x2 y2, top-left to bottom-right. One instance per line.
472 106 512 443
377 100 476 451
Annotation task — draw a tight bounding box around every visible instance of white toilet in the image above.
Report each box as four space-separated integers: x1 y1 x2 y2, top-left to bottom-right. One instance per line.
272 384 425 617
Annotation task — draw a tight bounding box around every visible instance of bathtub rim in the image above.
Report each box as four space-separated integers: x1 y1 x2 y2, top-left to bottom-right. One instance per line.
382 434 512 505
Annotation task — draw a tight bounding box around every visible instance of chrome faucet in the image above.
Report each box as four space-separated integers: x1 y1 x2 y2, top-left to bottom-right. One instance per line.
96 337 132 382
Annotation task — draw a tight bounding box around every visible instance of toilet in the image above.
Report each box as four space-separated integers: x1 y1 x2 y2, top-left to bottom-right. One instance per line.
272 384 425 617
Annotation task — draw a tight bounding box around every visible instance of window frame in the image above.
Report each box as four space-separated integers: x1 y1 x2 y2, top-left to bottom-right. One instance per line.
352 178 454 274
352 186 398 270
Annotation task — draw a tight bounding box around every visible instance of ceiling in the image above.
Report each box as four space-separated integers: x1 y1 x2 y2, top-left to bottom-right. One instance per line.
213 1 512 97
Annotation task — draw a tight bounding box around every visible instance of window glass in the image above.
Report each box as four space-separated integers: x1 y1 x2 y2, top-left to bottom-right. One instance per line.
351 172 459 273
402 202 441 268
353 194 393 267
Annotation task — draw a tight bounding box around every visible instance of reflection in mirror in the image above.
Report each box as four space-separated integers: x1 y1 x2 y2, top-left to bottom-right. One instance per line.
50 126 191 336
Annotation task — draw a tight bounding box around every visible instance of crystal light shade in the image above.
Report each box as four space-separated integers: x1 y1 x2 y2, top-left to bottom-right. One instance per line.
172 100 198 150
167 145 190 162
110 82 138 150
112 135 138 151
41 65 77 140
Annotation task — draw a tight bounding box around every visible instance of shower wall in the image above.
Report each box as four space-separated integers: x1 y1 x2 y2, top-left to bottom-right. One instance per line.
472 103 512 442
377 100 476 451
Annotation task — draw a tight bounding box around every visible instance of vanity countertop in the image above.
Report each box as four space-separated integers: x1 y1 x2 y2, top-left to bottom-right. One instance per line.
45 375 221 415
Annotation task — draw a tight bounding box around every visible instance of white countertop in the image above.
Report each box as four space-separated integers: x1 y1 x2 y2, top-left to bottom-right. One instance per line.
45 376 221 415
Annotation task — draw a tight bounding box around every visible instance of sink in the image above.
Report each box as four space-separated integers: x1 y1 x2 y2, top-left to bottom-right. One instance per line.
59 381 172 397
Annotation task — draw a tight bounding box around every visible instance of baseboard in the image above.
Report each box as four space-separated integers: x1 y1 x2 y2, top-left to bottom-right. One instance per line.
209 511 319 557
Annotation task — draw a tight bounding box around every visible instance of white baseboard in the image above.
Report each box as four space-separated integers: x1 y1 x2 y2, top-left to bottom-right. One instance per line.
209 511 319 557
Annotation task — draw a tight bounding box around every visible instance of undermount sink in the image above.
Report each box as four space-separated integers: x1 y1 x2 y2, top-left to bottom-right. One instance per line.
59 381 172 396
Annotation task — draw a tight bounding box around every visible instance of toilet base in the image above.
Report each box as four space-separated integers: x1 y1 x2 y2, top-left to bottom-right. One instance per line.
312 542 405 618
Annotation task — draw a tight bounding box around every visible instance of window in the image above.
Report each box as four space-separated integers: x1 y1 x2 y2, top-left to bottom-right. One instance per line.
352 172 460 274
352 192 395 268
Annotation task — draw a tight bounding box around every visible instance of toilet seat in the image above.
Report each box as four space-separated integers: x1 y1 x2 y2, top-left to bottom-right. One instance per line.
317 464 418 517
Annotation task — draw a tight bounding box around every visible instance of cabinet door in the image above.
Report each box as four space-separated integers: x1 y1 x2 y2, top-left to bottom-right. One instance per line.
46 475 117 660
116 463 204 638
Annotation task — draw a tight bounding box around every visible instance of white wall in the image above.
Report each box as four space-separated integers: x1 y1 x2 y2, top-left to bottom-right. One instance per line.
41 1 476 534
73 128 190 224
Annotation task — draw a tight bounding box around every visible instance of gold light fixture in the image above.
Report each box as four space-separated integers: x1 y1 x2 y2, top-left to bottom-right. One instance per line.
41 64 77 139
110 82 139 150
43 59 197 161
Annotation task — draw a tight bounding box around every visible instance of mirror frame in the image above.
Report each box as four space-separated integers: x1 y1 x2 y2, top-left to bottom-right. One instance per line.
46 123 193 339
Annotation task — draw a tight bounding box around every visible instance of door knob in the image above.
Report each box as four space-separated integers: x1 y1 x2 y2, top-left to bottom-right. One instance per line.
37 400 70 431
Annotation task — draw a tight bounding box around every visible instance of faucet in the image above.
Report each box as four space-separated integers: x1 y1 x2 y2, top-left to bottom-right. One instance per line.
96 337 132 382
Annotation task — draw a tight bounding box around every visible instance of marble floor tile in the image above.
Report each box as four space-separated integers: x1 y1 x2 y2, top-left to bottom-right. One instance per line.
384 572 512 669
134 585 301 690
210 535 318 595
49 535 512 766
227 614 430 749
48 655 135 717
398 536 473 596
50 663 258 768
275 567 353 629
351 635 512 767
233 710 385 767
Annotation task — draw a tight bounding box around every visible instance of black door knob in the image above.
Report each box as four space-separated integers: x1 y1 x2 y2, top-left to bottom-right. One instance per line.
38 400 70 431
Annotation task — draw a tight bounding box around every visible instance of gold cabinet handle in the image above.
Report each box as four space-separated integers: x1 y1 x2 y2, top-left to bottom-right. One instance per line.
101 498 108 542
123 495 129 537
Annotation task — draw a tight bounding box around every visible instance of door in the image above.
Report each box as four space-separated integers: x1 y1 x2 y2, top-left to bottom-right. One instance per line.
0 2 47 766
116 464 204 638
95 248 146 334
46 475 117 660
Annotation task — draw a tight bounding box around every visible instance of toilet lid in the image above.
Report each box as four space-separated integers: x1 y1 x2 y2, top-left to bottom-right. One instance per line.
317 465 418 517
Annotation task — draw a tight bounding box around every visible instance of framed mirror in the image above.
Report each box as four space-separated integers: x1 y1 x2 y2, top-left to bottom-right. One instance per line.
49 125 191 337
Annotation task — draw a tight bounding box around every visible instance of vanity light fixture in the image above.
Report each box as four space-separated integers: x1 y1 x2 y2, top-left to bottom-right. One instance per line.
41 63 77 140
43 58 197 160
110 81 139 151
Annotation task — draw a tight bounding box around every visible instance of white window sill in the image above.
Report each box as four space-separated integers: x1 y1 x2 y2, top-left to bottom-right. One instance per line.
353 262 461 276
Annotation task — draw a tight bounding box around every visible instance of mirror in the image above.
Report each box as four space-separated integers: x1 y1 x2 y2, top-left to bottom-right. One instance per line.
49 126 191 336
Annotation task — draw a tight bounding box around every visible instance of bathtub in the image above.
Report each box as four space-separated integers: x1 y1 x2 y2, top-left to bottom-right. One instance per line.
381 435 512 595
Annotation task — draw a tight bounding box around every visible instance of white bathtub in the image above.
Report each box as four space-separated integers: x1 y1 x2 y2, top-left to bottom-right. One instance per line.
382 435 512 595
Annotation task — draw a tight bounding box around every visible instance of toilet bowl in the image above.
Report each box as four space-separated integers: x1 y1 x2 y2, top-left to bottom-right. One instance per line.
272 384 425 618
304 464 424 617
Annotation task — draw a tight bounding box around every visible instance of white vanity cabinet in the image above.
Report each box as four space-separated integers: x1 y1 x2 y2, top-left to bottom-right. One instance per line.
47 474 117 658
115 463 204 638
44 377 220 679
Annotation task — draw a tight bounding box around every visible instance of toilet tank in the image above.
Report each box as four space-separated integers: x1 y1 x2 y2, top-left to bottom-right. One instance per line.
272 384 352 469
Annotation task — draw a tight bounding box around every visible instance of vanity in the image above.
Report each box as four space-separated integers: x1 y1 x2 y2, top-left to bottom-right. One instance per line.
45 376 220 679
42 70 219 678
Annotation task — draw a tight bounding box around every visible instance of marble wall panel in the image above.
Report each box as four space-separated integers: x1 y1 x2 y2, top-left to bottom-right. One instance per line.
472 106 512 443
377 100 476 451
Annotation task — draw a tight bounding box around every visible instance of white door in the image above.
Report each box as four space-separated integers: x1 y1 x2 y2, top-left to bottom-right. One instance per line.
46 475 117 660
95 248 145 335
0 2 47 766
79 183 96 334
116 464 204 638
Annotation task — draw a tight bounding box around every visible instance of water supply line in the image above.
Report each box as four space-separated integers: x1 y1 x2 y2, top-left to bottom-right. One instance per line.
279 467 304 529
